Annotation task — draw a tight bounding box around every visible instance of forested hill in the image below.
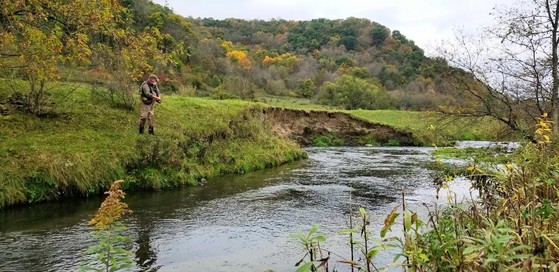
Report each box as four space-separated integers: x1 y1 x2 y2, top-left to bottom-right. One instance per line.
181 17 459 110
3 0 462 112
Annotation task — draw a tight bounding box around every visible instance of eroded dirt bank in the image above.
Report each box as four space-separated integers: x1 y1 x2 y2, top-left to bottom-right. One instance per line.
261 107 416 146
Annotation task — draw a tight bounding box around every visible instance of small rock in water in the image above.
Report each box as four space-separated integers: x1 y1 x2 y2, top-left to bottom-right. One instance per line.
198 178 207 185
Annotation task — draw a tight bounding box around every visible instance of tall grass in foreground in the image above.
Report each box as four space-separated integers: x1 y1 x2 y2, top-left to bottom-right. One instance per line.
0 80 305 208
403 114 559 271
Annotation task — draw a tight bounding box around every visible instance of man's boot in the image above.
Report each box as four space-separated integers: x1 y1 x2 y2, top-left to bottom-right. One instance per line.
139 119 146 134
148 126 154 135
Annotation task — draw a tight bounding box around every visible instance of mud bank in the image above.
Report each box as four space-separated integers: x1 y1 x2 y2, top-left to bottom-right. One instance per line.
262 107 417 146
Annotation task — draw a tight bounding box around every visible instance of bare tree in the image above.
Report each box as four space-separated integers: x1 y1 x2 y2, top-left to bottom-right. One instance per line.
438 0 559 137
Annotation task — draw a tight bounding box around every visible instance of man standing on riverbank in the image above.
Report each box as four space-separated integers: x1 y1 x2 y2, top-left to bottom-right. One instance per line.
139 74 161 135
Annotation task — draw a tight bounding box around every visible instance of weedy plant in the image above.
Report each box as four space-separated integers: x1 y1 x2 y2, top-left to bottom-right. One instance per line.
292 224 330 272
293 191 430 272
337 206 400 272
81 180 134 272
399 113 559 271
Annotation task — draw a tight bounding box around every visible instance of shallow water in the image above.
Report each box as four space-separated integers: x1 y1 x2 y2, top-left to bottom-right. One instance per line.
0 146 477 271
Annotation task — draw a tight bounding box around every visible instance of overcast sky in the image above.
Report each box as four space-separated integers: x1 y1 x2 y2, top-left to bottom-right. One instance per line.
153 0 512 55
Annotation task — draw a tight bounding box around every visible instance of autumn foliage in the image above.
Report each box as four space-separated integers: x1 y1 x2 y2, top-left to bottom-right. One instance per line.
88 180 129 230
1 0 121 81
226 50 252 70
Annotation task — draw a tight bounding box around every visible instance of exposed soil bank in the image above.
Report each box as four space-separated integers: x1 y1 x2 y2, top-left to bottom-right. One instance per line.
262 107 417 146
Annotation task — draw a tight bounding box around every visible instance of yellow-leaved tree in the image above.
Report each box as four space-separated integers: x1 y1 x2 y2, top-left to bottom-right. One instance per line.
1 0 122 115
226 50 252 70
0 0 176 113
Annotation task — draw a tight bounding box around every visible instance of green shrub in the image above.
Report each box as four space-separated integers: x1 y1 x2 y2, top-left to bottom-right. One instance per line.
386 139 400 146
313 135 330 147
331 137 345 146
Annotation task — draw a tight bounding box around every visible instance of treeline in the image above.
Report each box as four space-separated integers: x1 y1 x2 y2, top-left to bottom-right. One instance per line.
183 16 461 110
1 0 463 114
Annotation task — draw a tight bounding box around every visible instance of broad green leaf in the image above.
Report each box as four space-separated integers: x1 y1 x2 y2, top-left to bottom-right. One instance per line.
463 245 484 255
510 245 531 252
367 248 381 259
308 224 319 236
483 256 498 266
295 262 314 272
313 235 326 242
511 254 532 260
359 207 366 219
381 206 400 238
404 210 412 231
338 229 359 235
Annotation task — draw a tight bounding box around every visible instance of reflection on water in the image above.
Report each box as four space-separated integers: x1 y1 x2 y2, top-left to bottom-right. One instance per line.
0 146 476 271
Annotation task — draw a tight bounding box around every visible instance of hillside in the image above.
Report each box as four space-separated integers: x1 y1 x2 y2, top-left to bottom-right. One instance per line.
183 16 457 110
97 0 462 112
0 0 472 114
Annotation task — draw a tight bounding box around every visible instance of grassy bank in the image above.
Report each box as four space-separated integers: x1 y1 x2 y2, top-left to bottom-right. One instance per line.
257 95 513 146
0 81 306 208
350 110 512 146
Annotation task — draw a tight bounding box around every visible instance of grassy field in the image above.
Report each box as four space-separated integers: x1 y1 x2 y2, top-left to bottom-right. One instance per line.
0 80 305 208
349 110 513 146
253 93 337 111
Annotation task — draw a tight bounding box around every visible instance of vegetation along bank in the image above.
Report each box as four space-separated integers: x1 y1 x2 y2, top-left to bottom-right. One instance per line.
0 83 310 209
0 76 511 209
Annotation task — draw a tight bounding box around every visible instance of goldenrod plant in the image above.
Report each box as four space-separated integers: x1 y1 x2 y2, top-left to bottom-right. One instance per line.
81 180 133 272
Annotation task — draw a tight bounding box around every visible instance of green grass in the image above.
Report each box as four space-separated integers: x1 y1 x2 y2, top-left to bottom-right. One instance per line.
0 80 306 208
254 93 338 111
348 110 511 146
432 146 512 164
312 134 345 147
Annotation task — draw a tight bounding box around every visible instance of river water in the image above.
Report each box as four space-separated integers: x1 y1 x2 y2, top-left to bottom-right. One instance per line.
0 146 477 271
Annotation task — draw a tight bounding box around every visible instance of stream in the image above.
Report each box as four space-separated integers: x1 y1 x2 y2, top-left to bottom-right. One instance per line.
0 146 478 271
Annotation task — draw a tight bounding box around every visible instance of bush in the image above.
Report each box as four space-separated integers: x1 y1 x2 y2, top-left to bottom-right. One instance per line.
386 139 400 146
209 86 240 100
313 135 330 147
312 134 345 147
316 75 389 110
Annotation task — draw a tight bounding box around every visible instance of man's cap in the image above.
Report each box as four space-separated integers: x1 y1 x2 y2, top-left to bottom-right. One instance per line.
148 74 159 82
